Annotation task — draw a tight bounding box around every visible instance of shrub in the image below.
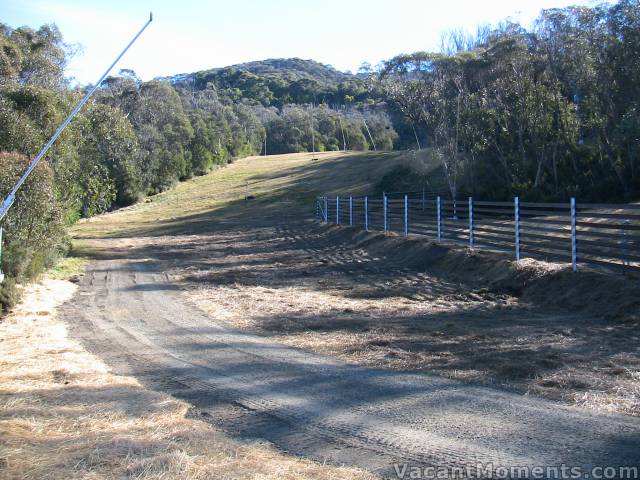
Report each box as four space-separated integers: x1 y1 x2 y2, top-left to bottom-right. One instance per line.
0 151 69 312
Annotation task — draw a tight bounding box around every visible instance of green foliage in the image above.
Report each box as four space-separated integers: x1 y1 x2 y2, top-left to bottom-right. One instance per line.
379 0 640 201
0 152 69 311
0 276 19 315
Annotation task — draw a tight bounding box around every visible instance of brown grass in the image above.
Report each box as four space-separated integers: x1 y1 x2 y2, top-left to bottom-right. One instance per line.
177 226 640 417
66 150 640 419
0 278 376 479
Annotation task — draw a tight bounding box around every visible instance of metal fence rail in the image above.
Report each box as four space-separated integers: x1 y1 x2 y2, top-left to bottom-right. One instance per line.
316 194 640 273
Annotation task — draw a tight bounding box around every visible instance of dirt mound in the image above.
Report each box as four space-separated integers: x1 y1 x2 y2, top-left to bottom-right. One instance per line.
321 224 640 323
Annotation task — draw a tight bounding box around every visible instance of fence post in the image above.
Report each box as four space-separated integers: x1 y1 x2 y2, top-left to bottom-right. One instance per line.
623 219 631 273
383 194 388 233
514 196 521 261
349 196 353 226
336 196 340 225
404 194 409 237
364 196 369 231
437 196 442 242
469 196 474 249
571 197 577 272
324 196 328 223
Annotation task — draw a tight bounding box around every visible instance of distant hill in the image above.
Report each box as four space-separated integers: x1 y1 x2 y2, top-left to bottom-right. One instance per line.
164 58 354 87
223 58 353 84
162 58 368 107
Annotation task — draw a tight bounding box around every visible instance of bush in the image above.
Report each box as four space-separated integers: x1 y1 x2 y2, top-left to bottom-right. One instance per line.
0 276 19 315
0 151 69 312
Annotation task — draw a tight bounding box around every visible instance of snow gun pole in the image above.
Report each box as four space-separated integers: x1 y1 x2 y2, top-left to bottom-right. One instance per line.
0 12 153 224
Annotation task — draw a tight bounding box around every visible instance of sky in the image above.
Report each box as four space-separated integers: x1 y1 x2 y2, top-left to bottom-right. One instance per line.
1 0 606 84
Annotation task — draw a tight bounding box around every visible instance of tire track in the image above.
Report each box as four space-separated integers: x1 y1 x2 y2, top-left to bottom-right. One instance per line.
61 250 640 478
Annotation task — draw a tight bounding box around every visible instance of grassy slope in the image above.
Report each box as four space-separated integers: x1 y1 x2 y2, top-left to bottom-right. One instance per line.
72 150 438 239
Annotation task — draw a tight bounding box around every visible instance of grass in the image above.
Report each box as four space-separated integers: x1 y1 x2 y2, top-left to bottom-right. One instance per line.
0 278 376 479
47 255 89 281
71 150 433 239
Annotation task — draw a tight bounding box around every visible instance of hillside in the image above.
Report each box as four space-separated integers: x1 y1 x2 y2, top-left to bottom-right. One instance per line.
164 57 371 107
194 58 352 84
73 150 440 238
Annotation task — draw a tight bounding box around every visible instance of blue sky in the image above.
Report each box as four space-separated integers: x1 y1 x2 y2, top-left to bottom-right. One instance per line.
1 0 606 84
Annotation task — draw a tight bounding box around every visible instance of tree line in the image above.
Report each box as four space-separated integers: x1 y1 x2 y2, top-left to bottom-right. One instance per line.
0 22 393 310
1 1 639 310
377 0 640 202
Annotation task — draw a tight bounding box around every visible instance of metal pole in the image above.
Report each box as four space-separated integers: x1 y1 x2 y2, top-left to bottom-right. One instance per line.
363 118 376 151
570 198 577 272
336 196 340 225
404 194 409 237
324 196 328 223
383 194 388 233
349 196 353 226
0 13 154 222
469 197 474 249
515 196 521 261
623 219 631 273
437 196 442 242
364 196 369 231
0 226 4 284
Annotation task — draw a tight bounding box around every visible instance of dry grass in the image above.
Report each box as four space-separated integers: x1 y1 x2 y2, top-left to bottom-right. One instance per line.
66 149 640 418
71 150 430 239
176 226 640 417
0 278 376 479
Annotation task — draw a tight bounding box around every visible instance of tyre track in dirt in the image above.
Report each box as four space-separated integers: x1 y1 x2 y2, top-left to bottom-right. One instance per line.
61 221 640 478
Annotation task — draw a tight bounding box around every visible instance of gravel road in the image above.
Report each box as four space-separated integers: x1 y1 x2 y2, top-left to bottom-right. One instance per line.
61 223 640 479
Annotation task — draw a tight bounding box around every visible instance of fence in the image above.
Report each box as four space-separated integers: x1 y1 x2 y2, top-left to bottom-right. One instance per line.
315 193 640 273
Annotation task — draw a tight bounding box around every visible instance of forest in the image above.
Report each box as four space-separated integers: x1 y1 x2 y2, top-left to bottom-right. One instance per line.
0 0 639 310
379 0 640 202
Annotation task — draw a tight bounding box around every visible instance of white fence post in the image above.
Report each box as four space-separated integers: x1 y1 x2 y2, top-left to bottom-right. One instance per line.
336 196 340 225
514 196 521 261
571 197 577 272
324 196 328 223
383 194 388 233
469 197 474 249
349 196 353 226
364 196 369 231
404 194 409 237
437 196 442 242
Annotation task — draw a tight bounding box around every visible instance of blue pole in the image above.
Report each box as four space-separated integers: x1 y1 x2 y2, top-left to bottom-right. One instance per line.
571 197 577 272
364 196 369 231
437 196 442 242
349 196 353 226
383 194 388 233
404 194 408 237
515 196 521 261
0 226 4 284
469 196 474 248
324 196 328 223
336 196 340 225
0 14 154 223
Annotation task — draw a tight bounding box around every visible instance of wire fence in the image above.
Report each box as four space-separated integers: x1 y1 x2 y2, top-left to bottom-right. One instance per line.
315 193 640 273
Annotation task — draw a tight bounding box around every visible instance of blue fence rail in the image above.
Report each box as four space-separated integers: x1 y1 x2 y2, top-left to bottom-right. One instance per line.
316 194 640 273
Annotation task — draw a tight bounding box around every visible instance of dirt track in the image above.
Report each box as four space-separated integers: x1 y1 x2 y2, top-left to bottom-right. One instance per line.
61 217 640 478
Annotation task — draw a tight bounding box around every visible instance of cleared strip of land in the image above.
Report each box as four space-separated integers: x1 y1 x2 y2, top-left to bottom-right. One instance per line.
15 151 638 476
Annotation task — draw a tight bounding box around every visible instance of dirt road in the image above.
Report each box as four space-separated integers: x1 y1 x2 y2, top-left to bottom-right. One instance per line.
61 219 640 478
